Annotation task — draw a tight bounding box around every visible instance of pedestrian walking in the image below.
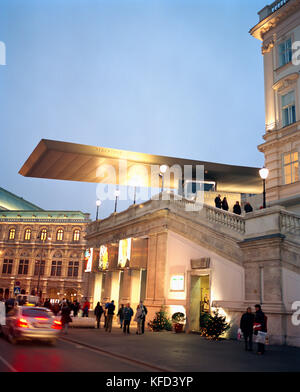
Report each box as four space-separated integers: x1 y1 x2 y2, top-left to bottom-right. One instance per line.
244 202 253 213
94 302 104 329
72 300 80 317
105 300 115 332
233 201 241 215
254 304 267 355
117 304 124 329
139 301 148 334
214 194 222 209
82 298 90 317
221 197 229 211
60 301 72 334
123 303 134 334
134 304 143 335
240 307 255 351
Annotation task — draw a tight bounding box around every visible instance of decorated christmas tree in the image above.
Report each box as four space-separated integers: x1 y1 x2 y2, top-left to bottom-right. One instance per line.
148 306 172 331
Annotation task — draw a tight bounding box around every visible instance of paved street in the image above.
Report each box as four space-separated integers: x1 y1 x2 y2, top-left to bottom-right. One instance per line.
1 324 300 372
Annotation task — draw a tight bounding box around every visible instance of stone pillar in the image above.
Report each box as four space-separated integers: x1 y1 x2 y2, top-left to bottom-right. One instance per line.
239 233 287 345
144 231 168 323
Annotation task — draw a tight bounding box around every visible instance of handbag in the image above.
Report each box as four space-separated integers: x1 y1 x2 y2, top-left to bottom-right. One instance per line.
255 331 267 344
237 328 243 341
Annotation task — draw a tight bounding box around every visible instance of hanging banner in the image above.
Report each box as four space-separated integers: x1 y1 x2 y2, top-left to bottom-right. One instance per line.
99 245 109 270
84 248 93 272
118 238 131 268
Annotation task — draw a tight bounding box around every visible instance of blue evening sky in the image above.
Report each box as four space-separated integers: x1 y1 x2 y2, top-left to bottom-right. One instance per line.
0 0 267 219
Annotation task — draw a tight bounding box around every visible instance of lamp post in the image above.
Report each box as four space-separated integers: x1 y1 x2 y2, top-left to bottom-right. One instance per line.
159 165 168 193
114 189 120 213
259 167 269 209
36 234 51 299
96 199 101 220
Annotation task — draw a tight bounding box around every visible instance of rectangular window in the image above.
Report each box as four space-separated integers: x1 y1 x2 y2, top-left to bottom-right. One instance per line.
68 261 79 277
18 259 29 275
2 259 13 274
278 38 292 67
283 152 299 184
51 260 62 276
34 260 45 276
170 275 185 291
282 91 296 127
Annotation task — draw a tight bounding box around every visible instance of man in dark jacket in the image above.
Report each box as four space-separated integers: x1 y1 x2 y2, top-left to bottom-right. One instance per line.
254 304 267 355
214 195 222 209
240 307 255 351
123 303 134 334
94 302 104 329
139 301 148 334
233 201 242 215
105 300 115 332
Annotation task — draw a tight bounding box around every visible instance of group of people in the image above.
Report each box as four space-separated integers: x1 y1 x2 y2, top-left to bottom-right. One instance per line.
214 195 253 215
240 304 267 355
94 300 148 335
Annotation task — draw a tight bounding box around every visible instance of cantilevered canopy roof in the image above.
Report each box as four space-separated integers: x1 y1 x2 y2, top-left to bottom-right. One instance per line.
19 139 262 194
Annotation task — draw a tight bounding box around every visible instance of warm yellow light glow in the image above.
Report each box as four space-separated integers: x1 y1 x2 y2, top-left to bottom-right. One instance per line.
99 245 109 270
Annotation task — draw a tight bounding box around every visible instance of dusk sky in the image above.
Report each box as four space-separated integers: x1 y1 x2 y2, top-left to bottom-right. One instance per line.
0 0 267 219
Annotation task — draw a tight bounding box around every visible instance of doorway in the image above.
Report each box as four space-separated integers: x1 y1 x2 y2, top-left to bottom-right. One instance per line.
189 274 210 331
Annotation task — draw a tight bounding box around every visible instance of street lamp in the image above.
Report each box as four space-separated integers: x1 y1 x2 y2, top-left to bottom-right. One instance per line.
114 189 120 213
36 233 51 299
159 165 168 193
259 167 269 209
96 199 101 220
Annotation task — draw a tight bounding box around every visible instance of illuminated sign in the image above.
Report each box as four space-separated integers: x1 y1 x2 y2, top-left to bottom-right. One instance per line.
84 248 93 272
99 245 109 270
118 238 131 268
170 275 184 291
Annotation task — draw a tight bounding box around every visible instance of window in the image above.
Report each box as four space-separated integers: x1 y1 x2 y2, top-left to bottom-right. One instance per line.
56 229 63 241
68 261 79 277
283 152 299 184
282 91 296 127
24 229 31 241
278 38 292 67
8 228 16 240
51 260 62 276
34 260 45 276
40 229 47 241
73 229 80 242
170 275 185 291
2 259 13 274
18 259 29 275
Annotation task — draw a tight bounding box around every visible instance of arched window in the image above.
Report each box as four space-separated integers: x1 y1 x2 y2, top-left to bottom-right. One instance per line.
8 228 16 240
24 228 31 241
40 229 47 241
73 229 80 242
56 229 64 241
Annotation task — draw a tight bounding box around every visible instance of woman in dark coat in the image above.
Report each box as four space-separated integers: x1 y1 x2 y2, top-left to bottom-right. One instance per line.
233 201 242 215
60 302 72 334
221 197 229 211
94 302 104 329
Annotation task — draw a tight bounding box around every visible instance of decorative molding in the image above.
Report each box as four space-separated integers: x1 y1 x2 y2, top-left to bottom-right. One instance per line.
191 258 210 269
272 72 299 91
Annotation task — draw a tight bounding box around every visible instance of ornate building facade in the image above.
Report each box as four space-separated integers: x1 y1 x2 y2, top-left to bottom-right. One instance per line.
0 187 90 302
250 0 300 213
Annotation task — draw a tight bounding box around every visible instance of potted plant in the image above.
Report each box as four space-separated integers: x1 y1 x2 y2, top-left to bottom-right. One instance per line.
172 312 186 333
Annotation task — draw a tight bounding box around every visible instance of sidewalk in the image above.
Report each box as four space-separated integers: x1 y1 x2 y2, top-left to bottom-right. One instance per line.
63 324 300 372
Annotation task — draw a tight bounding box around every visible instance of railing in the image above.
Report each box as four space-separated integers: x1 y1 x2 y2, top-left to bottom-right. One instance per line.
280 211 300 235
205 205 245 234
